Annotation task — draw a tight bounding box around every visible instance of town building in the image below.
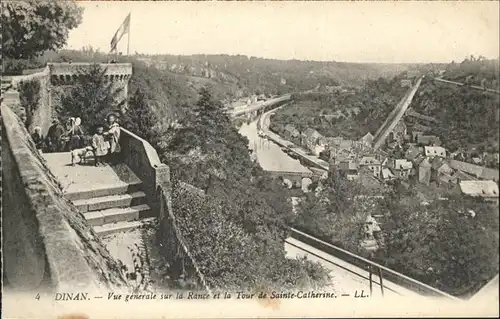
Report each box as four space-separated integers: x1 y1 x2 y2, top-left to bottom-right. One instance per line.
338 160 360 181
284 124 300 140
381 168 396 181
424 146 447 158
418 157 433 185
449 160 499 182
359 156 382 178
390 159 413 179
405 144 423 161
301 128 324 153
459 181 499 203
359 132 374 147
416 135 442 146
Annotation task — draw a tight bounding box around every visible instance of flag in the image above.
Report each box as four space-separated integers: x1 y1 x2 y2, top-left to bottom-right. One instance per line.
110 13 131 52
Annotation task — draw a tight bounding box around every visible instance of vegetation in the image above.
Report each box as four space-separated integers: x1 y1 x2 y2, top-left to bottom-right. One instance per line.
57 64 124 131
380 186 499 297
18 79 41 129
145 54 414 96
155 87 330 290
1 0 83 60
443 56 499 90
294 169 379 253
412 58 500 153
270 74 409 140
296 179 499 297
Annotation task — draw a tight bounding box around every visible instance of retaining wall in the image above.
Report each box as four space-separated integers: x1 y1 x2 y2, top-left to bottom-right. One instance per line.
1 102 129 293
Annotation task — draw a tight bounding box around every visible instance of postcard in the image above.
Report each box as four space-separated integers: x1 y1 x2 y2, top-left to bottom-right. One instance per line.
1 1 499 318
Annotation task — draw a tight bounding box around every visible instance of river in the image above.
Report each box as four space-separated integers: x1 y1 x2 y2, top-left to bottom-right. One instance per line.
238 119 312 174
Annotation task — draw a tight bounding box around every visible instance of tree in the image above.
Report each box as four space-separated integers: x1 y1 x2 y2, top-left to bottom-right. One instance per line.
295 169 369 251
57 64 124 131
381 188 499 297
121 88 158 142
18 79 41 129
157 87 329 290
2 0 83 59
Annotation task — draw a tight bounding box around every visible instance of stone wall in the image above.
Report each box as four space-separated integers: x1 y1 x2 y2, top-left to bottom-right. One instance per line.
6 63 133 136
1 102 129 293
12 67 52 134
48 63 132 113
119 128 171 220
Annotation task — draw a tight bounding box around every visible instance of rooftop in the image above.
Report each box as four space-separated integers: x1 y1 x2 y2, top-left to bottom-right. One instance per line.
459 180 499 198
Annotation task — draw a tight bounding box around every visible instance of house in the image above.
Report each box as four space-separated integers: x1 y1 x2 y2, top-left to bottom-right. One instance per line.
301 128 324 151
381 168 395 181
338 160 359 181
449 160 499 182
390 159 413 178
424 146 446 158
405 144 423 161
417 135 441 146
433 158 453 175
452 170 477 184
387 120 407 144
359 132 374 147
359 156 382 178
459 181 499 203
418 157 432 185
284 124 300 139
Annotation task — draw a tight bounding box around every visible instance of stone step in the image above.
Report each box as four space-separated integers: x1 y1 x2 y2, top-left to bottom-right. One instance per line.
73 191 147 213
93 217 157 236
65 180 144 201
84 204 153 227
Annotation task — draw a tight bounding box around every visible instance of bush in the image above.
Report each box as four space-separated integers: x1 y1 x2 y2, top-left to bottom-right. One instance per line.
18 79 41 128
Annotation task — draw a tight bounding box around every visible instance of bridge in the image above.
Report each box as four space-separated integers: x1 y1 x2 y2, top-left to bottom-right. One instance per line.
229 94 292 118
267 170 323 188
372 76 423 150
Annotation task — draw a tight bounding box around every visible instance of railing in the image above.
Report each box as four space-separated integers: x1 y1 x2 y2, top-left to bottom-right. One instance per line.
157 185 213 294
290 227 461 300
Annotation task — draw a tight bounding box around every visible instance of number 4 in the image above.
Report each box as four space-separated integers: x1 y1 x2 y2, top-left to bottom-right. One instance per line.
35 293 40 300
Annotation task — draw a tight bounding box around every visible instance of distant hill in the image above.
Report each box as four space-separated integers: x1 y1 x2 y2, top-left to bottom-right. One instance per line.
136 53 417 95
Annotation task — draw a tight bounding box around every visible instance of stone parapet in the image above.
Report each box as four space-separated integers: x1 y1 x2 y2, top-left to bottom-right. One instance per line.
119 128 171 220
48 63 132 85
1 102 128 292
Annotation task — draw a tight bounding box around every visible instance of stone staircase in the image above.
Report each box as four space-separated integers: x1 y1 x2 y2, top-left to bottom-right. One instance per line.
43 153 156 236
68 181 155 236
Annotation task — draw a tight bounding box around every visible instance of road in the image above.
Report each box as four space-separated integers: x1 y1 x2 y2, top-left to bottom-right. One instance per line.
285 237 421 298
434 77 500 94
372 76 423 150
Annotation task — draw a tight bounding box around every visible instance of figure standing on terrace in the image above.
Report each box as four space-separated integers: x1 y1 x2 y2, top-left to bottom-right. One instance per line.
65 117 84 151
31 126 44 152
92 124 108 167
45 118 65 153
105 113 121 165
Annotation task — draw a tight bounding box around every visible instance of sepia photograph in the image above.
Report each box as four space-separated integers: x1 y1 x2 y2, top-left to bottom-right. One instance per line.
1 1 499 318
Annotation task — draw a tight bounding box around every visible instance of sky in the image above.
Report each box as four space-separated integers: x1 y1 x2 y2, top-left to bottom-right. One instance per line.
66 1 500 64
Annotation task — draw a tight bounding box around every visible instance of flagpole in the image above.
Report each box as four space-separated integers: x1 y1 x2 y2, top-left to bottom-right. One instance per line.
127 14 131 56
